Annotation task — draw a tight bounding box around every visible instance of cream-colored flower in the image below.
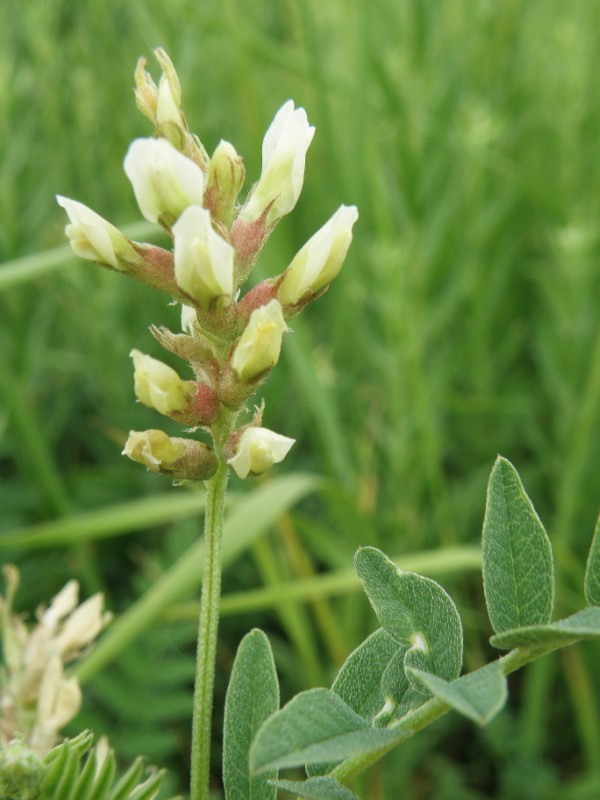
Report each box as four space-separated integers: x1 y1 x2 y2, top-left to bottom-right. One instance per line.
122 429 186 472
130 349 193 415
227 427 295 479
57 196 134 269
241 100 315 227
230 300 287 382
278 205 359 305
123 137 205 224
173 205 235 308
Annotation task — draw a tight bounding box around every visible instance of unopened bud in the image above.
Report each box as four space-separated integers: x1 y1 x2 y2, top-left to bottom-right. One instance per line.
239 100 314 228
130 349 194 416
173 205 235 309
205 140 245 225
278 205 359 306
123 137 205 227
227 426 295 479
123 429 217 481
230 299 287 383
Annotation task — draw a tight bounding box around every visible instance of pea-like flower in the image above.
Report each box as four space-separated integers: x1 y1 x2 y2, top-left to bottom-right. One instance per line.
123 137 205 225
130 349 194 416
173 205 235 309
278 205 359 305
123 429 217 481
227 426 295 479
230 299 287 382
240 100 315 227
57 196 136 269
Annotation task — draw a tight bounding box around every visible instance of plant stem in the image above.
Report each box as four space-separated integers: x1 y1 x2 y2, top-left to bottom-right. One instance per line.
190 412 235 800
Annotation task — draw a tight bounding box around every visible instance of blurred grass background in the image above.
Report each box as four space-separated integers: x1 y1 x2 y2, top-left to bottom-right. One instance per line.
1 0 600 797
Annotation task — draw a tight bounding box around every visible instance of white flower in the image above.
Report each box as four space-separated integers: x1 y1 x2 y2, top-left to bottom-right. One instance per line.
278 205 359 305
123 137 205 224
231 300 287 382
228 427 295 478
173 205 235 308
57 196 131 269
241 100 315 226
130 348 193 415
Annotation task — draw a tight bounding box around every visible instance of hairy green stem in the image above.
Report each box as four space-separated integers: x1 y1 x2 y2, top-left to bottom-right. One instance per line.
190 413 235 800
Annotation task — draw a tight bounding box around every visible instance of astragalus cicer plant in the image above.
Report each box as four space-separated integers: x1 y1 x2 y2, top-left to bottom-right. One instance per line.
18 47 598 800
56 49 357 800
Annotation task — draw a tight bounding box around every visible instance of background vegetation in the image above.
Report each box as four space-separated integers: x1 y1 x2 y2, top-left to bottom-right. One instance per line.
1 1 599 797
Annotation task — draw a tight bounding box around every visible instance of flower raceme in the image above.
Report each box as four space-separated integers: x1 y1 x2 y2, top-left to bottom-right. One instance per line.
124 137 205 226
58 49 358 483
173 205 235 309
227 427 295 479
278 205 359 306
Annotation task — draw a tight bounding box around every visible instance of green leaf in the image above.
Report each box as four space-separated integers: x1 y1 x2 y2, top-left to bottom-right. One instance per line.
250 688 400 773
272 777 361 799
407 662 508 725
224 629 279 800
490 606 600 649
585 515 600 606
354 547 463 683
482 457 554 633
331 628 401 721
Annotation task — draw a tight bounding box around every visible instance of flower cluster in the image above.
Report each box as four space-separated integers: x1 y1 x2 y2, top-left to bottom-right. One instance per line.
58 50 358 481
0 566 111 754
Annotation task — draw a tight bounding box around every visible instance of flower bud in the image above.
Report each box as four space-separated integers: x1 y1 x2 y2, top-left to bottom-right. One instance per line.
240 100 315 228
123 137 205 226
130 349 194 416
230 299 287 382
123 429 218 481
173 205 235 309
278 205 359 305
57 196 139 270
227 426 295 479
204 140 245 224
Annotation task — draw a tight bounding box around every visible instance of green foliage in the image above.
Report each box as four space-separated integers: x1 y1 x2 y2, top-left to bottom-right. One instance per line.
244 460 598 794
250 688 400 773
407 664 507 726
0 738 44 800
584 515 600 606
2 0 600 795
482 456 554 633
38 731 177 800
223 629 279 800
489 607 600 650
272 777 361 799
354 547 463 685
